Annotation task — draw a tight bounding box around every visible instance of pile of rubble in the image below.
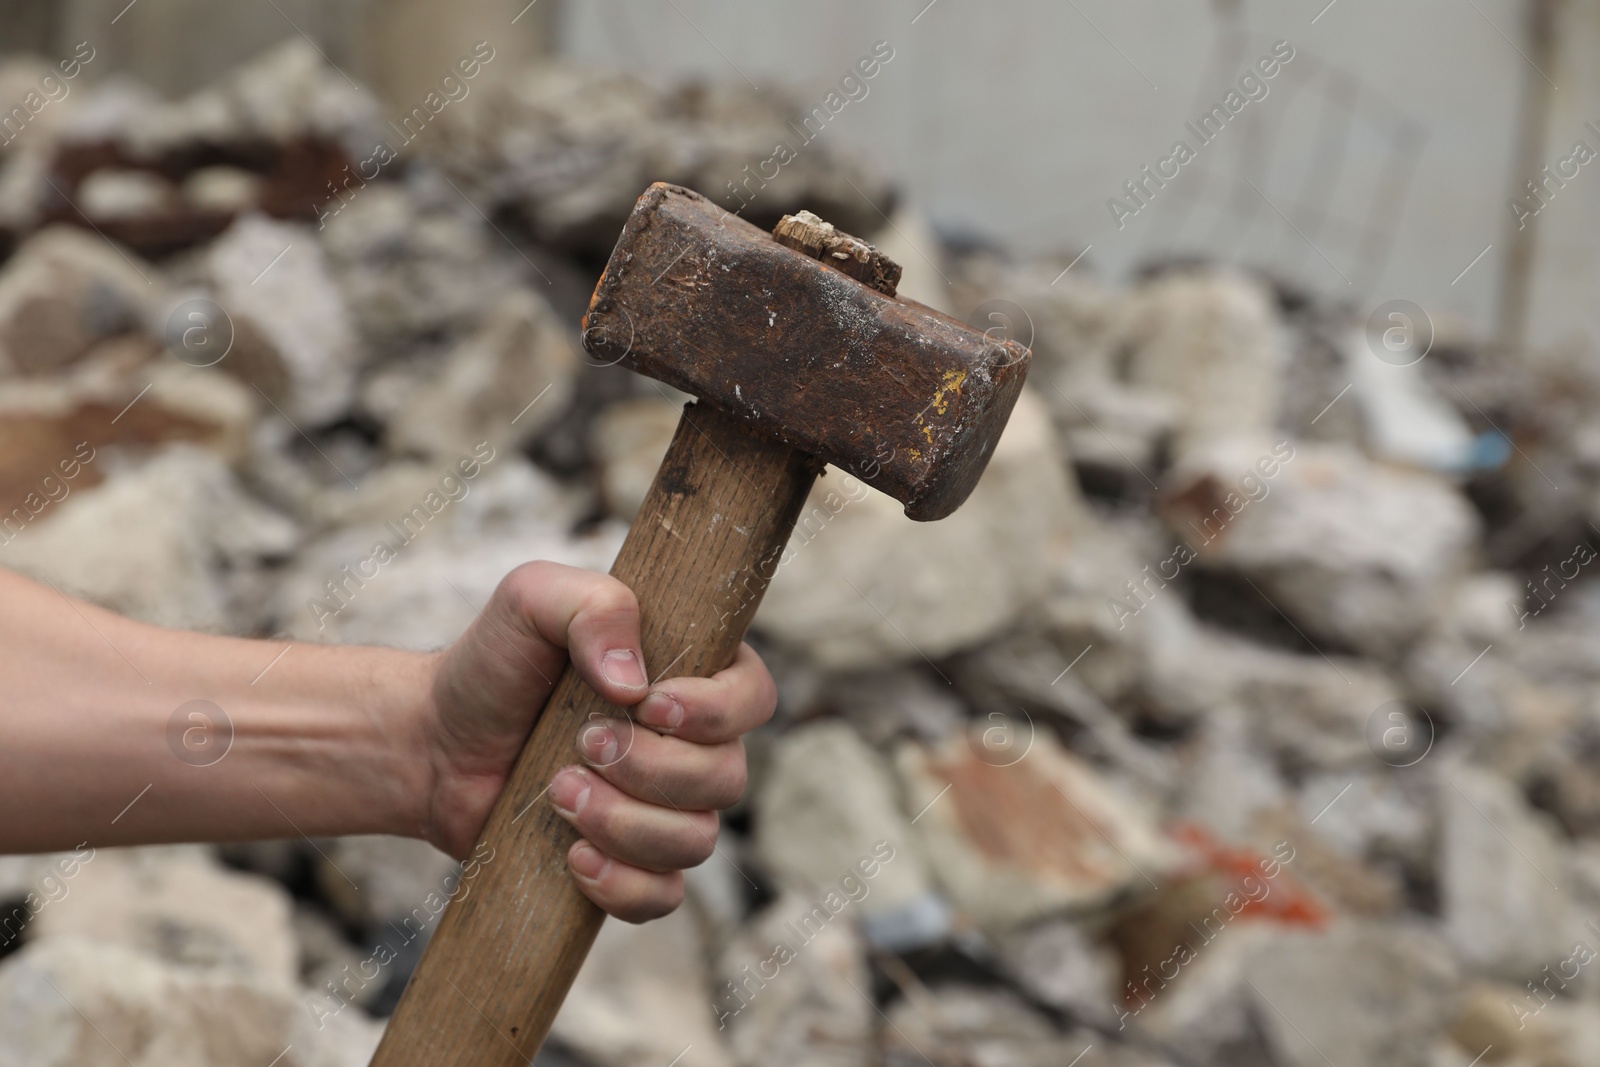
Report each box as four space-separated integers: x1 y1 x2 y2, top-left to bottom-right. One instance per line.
3 41 1600 1067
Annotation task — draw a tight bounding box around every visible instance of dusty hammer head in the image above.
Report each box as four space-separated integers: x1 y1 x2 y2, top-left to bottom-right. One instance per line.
582 183 1030 521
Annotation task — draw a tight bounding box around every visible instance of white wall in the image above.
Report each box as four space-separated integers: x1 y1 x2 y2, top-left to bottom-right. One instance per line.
561 0 1596 348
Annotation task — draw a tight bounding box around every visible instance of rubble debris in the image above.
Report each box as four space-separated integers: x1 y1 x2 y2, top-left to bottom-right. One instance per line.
715 892 873 1067
0 225 155 376
1441 765 1581 979
434 63 897 253
754 722 936 922
898 731 1178 931
552 906 735 1067
758 389 1079 669
206 214 363 427
3 38 1600 1067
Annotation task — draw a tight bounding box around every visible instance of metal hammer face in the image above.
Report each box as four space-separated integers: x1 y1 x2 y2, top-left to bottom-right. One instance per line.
582 183 1030 520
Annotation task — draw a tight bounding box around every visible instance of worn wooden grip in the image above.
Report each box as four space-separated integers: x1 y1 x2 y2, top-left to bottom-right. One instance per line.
371 402 820 1066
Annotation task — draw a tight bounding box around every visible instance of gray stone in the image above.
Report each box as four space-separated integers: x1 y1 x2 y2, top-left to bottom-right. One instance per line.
882 985 1095 1067
28 845 297 990
1162 442 1481 659
1144 922 1458 1067
0 225 156 376
0 446 298 632
716 892 872 1067
0 936 382 1067
552 905 735 1067
207 213 363 427
754 721 934 921
996 918 1121 1018
592 395 683 521
321 183 523 349
272 457 622 649
436 62 896 251
314 835 460 932
1441 765 1580 979
757 389 1079 669
1119 267 1285 462
384 288 577 461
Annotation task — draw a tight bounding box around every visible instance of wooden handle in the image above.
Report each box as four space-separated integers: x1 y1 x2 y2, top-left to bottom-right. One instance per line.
370 402 820 1065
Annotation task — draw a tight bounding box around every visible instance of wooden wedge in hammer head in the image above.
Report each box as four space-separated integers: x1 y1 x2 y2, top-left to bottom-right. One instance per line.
370 184 1030 1067
582 182 1030 519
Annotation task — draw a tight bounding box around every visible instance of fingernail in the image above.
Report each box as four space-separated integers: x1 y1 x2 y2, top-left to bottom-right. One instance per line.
579 722 619 766
549 767 590 817
570 841 609 881
602 649 648 689
637 692 684 731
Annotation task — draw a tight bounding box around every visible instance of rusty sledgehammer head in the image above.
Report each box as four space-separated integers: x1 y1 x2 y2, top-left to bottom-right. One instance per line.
582 183 1030 520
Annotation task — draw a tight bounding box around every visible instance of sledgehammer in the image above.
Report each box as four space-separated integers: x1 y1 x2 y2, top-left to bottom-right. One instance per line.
371 183 1030 1065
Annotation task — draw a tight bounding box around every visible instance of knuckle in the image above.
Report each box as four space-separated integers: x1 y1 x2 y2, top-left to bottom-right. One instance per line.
710 749 747 809
506 559 563 595
581 578 639 623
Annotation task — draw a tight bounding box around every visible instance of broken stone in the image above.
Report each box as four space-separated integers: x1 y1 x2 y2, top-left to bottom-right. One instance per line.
1117 267 1284 462
1441 764 1580 980
754 721 934 922
28 845 297 990
1143 922 1457 1067
0 936 382 1067
437 62 896 253
76 41 382 161
0 349 256 526
0 446 298 632
1451 980 1600 1067
321 183 524 350
758 388 1079 669
271 457 621 648
384 288 577 460
882 984 1093 1067
207 213 363 427
0 224 156 376
552 905 735 1067
181 166 265 214
817 667 966 749
996 918 1121 1018
715 891 872 1067
1162 442 1481 659
78 169 177 221
313 835 459 933
898 730 1178 931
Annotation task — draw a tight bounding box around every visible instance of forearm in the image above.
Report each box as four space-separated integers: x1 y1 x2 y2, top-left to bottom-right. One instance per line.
0 569 436 854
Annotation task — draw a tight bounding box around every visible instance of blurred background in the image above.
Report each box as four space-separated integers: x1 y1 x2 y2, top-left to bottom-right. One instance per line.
0 1 1596 1065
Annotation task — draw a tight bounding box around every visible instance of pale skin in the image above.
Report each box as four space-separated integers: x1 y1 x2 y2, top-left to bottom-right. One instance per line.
0 561 775 922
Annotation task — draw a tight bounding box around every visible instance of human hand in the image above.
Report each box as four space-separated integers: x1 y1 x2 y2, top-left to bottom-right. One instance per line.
418 561 776 922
